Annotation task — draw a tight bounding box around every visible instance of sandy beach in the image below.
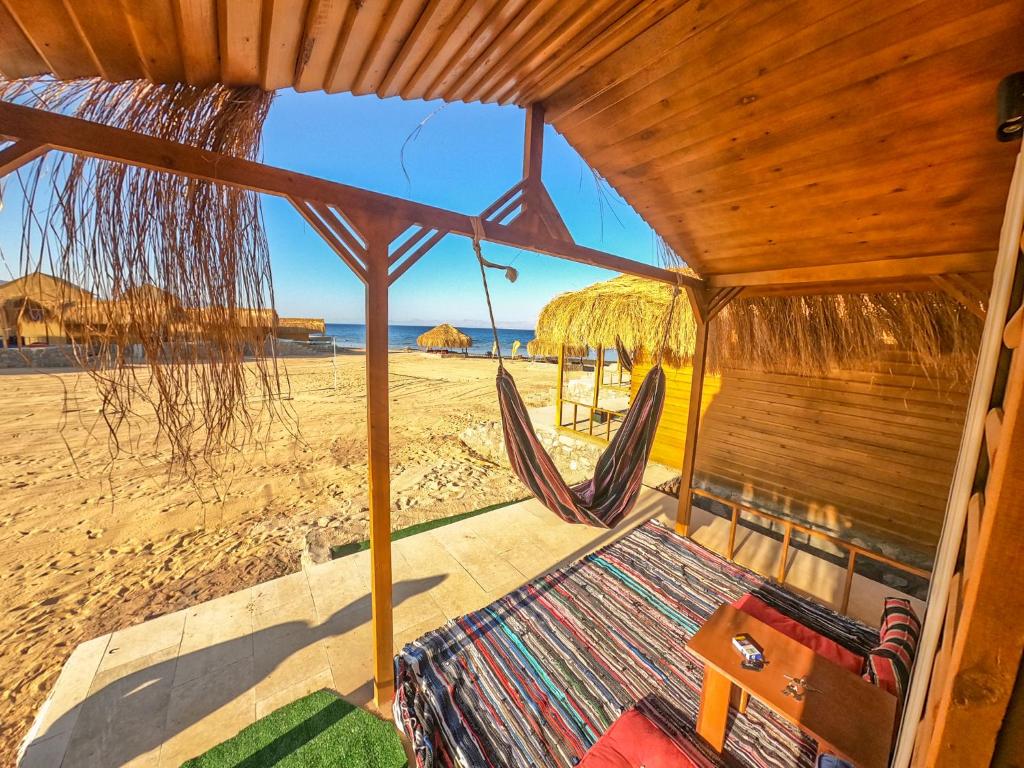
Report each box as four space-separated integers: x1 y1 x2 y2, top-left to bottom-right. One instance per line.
0 351 561 761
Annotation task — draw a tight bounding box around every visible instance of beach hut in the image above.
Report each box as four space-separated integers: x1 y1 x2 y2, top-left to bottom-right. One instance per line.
535 273 980 571
1 4 1022 766
416 323 472 355
0 272 92 347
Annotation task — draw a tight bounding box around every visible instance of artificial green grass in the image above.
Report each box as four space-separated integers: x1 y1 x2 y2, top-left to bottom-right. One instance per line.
181 689 407 768
330 497 528 559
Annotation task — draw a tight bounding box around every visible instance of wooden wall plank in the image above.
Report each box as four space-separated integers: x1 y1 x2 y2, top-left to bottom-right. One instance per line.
634 352 969 557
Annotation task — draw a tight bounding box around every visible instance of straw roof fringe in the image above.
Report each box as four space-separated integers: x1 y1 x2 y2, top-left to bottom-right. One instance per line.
417 323 472 349
535 272 982 381
0 77 285 474
526 338 588 358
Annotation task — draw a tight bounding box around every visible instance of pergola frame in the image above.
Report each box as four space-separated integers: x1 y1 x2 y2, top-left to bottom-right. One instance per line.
2 98 1021 768
0 99 708 705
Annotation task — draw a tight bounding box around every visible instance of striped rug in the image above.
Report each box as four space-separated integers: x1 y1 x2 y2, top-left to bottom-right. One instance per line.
395 520 879 768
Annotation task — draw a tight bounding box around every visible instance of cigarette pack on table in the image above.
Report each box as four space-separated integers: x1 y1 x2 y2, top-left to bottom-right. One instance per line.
731 633 763 663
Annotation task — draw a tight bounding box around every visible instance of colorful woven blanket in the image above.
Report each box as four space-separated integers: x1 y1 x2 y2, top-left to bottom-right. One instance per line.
395 520 879 768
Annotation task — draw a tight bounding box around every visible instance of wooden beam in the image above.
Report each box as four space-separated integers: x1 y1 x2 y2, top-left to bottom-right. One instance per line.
932 274 987 320
675 301 709 536
0 100 692 288
924 325 1024 767
0 139 48 178
289 197 367 283
1005 306 1022 349
364 230 394 706
707 252 996 289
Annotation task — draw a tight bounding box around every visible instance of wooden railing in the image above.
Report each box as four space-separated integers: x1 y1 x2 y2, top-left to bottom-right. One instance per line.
691 488 932 613
559 397 624 440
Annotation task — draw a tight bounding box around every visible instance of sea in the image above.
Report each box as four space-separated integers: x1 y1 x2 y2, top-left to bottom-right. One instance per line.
323 323 535 357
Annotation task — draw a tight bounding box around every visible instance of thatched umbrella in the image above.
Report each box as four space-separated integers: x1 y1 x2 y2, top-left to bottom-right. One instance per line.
417 323 472 354
535 271 982 380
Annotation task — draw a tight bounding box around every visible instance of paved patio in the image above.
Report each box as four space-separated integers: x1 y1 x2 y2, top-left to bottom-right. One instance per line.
19 477 924 767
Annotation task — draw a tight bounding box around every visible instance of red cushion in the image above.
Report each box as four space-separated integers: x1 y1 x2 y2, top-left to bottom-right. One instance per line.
732 594 864 675
578 709 698 768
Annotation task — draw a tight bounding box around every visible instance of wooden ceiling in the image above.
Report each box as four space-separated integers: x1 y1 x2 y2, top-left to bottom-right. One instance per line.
1 0 1022 287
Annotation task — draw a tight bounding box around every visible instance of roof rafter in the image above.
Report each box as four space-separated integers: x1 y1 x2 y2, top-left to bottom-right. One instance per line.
0 99 691 289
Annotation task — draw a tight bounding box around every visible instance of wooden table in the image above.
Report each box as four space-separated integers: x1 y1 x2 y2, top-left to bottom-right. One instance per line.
686 604 897 768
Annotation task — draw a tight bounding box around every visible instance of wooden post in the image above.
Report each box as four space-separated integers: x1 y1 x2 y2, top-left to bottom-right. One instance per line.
521 104 545 229
676 289 709 536
365 233 394 706
555 343 565 428
923 313 1024 767
591 345 603 436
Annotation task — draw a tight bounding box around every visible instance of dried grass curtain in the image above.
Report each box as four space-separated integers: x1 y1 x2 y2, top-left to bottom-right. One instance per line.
0 78 290 473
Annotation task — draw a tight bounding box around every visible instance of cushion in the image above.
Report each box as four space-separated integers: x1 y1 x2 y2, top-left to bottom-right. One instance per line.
578 709 698 768
863 597 921 699
732 594 864 674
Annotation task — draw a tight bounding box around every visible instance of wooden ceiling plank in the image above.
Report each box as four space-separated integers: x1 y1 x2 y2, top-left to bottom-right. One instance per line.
349 0 425 94
516 0 683 104
542 0 745 125
217 0 262 85
706 253 996 289
0 0 100 78
0 2 47 78
440 0 563 103
397 0 480 97
483 0 632 105
323 0 364 94
325 0 389 94
118 0 187 84
576 0 971 174
657 153 1011 241
418 0 521 101
261 0 310 90
172 0 220 86
377 0 454 97
567 0 819 137
293 0 348 92
61 0 143 81
627 121 989 215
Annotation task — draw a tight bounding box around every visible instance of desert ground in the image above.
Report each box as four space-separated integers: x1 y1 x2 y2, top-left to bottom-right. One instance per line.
0 351 561 761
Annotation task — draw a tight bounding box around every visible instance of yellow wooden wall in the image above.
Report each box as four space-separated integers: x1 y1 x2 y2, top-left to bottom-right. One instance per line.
632 352 969 557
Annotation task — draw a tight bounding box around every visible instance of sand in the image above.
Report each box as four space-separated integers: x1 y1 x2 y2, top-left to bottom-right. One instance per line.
0 351 560 761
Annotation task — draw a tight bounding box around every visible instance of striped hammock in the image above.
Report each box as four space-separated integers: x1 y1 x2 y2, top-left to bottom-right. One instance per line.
497 362 666 527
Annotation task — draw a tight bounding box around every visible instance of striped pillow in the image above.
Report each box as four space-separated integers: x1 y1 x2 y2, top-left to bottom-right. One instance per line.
863 598 921 699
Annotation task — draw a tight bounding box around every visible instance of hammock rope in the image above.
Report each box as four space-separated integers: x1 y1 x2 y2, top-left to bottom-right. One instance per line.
471 217 678 528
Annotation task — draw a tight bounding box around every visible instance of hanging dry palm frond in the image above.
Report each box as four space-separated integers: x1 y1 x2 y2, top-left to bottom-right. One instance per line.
0 77 292 474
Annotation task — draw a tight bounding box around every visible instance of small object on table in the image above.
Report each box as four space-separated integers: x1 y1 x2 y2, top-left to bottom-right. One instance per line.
686 604 896 768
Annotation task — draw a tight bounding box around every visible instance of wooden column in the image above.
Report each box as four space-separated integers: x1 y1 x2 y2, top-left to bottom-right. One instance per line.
555 344 565 427
521 103 545 226
676 316 709 535
364 233 394 705
924 308 1024 767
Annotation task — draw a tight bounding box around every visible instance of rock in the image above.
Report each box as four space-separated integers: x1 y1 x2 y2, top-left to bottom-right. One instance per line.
316 516 330 528
301 527 332 568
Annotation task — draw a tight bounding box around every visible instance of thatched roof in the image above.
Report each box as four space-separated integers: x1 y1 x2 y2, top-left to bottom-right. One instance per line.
535 272 983 380
526 338 588 358
417 323 472 350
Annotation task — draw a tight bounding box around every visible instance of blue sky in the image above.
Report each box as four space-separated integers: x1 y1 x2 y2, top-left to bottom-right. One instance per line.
1 89 663 329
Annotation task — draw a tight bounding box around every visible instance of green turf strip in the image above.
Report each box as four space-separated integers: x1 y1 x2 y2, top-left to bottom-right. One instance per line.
330 497 527 559
181 689 407 768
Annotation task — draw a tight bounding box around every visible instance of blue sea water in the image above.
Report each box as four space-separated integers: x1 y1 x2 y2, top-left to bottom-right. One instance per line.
324 323 535 357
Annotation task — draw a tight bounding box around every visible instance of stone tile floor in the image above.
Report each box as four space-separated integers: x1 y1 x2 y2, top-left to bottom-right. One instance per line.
19 475 924 767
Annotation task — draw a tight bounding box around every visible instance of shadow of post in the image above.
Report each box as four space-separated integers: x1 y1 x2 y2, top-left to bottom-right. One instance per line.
41 575 445 767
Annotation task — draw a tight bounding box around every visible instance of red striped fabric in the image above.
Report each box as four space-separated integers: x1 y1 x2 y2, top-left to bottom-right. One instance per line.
497 363 666 528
